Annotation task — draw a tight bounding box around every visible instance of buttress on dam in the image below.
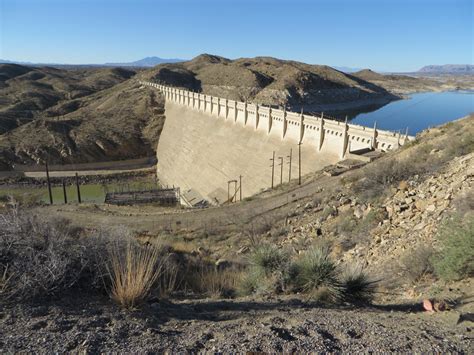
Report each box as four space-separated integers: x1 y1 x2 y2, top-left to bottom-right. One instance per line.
140 82 410 205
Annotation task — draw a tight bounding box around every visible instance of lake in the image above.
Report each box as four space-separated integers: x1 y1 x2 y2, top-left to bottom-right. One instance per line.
347 91 473 135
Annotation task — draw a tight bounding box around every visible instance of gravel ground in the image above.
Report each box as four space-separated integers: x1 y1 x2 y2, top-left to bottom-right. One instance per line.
1 295 472 353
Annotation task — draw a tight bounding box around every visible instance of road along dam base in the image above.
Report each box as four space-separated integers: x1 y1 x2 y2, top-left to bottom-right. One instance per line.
150 83 409 205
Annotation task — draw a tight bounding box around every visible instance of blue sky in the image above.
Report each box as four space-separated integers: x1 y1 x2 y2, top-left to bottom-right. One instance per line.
1 0 472 71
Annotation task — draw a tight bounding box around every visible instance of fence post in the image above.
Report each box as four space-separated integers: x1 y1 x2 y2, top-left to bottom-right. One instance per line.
62 179 67 204
75 172 82 203
45 162 53 205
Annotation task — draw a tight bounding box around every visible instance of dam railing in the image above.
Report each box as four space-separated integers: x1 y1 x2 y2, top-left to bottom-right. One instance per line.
139 81 413 158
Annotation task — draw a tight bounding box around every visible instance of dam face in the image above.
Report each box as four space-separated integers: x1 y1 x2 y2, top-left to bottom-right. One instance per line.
143 82 409 205
157 101 339 203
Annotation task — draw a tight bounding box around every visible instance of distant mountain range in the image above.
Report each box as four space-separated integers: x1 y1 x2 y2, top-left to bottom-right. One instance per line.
1 57 472 74
333 66 363 73
104 56 184 67
0 56 185 68
417 64 473 74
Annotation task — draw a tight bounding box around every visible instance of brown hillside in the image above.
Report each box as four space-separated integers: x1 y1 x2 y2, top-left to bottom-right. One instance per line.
0 66 164 169
352 69 445 94
141 54 400 108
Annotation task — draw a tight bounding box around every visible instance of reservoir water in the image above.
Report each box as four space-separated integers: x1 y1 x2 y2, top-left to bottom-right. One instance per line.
347 91 473 135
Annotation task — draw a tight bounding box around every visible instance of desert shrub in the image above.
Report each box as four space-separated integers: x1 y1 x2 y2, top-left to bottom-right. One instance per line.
108 242 163 309
452 190 474 217
0 210 93 301
0 208 150 303
239 243 378 302
245 217 274 236
321 206 337 220
432 216 474 281
339 264 377 303
352 159 411 201
353 208 386 236
1 192 44 207
335 212 357 234
249 244 288 276
239 245 289 295
239 267 265 295
288 245 340 299
400 245 435 283
272 225 290 237
442 126 474 159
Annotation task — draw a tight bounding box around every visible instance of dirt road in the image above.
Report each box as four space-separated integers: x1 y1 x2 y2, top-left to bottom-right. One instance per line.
35 169 335 233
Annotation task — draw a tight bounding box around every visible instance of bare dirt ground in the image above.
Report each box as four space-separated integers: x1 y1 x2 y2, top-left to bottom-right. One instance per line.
1 294 472 353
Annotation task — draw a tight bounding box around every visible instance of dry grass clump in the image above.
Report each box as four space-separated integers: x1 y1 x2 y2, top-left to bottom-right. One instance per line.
108 242 164 309
195 267 243 298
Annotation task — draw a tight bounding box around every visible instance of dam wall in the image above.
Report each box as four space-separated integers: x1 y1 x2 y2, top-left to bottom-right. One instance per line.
140 81 411 203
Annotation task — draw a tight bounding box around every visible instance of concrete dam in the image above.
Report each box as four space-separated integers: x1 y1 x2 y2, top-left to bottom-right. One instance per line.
140 81 410 205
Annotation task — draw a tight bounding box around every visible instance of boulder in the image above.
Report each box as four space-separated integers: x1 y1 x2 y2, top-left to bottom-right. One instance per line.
414 200 427 211
354 205 365 219
338 204 351 213
398 180 409 191
426 204 436 212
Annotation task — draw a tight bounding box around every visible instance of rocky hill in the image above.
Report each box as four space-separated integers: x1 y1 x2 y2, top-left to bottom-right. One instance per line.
267 115 473 285
140 54 401 110
418 64 473 74
0 64 165 169
352 69 456 94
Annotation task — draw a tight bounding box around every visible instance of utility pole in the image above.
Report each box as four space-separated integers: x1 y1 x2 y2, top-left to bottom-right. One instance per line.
287 148 292 182
298 142 302 185
75 172 82 203
233 180 238 202
227 180 238 203
239 175 242 201
278 157 284 185
45 162 53 205
270 151 275 189
62 179 67 204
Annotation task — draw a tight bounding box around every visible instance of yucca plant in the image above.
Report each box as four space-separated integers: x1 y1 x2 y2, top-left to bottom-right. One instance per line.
248 244 288 276
238 245 288 295
339 263 377 304
290 245 341 299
